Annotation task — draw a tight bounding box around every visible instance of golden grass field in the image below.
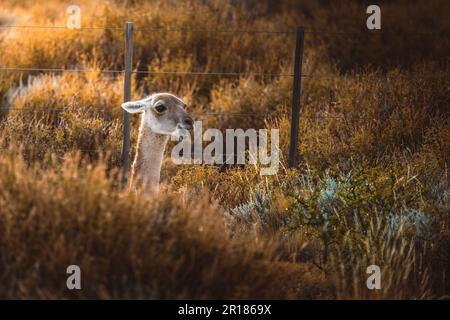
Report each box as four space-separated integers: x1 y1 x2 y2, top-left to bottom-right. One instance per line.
0 0 449 299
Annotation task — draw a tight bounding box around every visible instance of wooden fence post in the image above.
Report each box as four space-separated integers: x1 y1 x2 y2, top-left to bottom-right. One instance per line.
121 21 133 186
288 26 305 168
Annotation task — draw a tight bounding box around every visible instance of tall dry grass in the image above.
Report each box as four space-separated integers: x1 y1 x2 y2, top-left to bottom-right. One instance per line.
0 147 331 299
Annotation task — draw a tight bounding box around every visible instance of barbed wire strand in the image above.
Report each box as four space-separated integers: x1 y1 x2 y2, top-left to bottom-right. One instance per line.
0 107 422 121
0 147 381 162
0 67 449 79
0 25 122 31
0 67 297 77
1 24 449 37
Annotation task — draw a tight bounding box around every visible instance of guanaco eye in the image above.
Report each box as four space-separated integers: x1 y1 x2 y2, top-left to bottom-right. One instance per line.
155 104 167 113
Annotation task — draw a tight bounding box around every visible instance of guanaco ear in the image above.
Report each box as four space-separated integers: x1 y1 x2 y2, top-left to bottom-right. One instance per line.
121 99 149 113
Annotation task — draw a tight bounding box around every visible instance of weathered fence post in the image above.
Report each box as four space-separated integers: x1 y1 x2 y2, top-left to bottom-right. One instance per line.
121 21 133 187
288 26 305 168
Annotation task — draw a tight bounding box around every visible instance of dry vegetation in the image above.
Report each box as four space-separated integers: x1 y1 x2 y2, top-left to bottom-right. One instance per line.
0 0 449 299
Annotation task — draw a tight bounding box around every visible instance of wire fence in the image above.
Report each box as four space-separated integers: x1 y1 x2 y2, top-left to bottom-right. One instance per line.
0 22 449 178
1 23 448 79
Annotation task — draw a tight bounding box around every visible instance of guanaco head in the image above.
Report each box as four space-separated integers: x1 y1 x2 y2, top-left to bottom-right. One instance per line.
121 93 193 137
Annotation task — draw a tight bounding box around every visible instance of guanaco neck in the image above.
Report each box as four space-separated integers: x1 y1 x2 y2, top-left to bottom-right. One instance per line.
130 116 169 192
